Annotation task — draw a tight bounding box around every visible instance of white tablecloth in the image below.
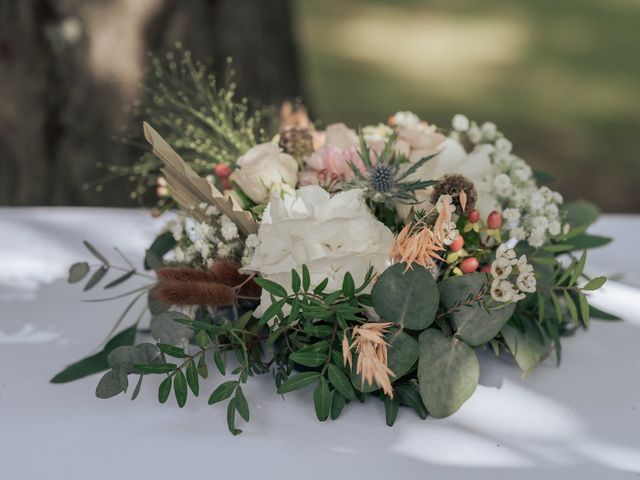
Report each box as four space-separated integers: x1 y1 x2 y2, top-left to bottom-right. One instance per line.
1 208 639 479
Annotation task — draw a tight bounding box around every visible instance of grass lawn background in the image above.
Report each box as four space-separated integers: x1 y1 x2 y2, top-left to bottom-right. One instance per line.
292 0 639 212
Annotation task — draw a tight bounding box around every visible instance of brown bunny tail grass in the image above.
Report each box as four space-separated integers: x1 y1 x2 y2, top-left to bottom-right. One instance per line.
208 258 262 298
154 281 236 306
156 266 216 284
208 258 247 286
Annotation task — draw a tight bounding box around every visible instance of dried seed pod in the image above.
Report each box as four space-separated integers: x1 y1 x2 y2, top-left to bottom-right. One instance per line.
430 174 477 213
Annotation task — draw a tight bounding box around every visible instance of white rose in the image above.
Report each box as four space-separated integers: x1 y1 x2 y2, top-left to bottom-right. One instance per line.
230 143 298 204
245 186 393 318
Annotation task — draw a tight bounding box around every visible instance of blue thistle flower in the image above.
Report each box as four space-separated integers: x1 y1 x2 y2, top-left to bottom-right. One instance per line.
369 164 394 192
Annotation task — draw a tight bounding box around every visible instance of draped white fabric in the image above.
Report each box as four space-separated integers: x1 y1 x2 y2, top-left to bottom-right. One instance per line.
1 208 639 479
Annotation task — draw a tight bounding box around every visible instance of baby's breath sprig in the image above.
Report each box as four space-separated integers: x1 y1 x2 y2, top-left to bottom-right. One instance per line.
98 45 269 204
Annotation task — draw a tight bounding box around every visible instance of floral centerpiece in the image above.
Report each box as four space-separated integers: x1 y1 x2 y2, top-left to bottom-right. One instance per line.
53 53 615 434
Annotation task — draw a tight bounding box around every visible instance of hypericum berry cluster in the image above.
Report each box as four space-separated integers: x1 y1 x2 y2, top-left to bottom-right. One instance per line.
489 244 536 303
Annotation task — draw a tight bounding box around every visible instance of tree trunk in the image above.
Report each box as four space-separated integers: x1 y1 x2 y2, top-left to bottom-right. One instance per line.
0 0 302 206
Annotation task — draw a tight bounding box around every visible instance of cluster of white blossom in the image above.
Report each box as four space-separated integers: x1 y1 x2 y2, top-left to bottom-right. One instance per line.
452 114 568 248
162 203 244 267
489 244 536 303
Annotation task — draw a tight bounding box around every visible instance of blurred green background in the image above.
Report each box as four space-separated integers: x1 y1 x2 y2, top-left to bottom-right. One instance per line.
1 0 637 212
293 0 640 212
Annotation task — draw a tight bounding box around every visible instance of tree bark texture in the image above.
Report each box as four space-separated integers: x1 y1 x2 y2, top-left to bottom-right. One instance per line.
0 0 302 206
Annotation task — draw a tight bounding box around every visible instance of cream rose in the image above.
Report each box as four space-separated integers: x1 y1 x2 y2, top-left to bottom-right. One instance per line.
245 186 393 318
230 143 298 204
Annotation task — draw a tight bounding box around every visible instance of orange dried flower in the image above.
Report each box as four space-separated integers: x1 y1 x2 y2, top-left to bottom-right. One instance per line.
343 322 395 398
390 195 457 270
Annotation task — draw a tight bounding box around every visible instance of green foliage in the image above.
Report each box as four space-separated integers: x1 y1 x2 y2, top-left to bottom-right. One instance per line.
501 321 551 375
352 330 418 393
51 325 137 383
371 263 439 330
417 329 479 418
438 272 515 346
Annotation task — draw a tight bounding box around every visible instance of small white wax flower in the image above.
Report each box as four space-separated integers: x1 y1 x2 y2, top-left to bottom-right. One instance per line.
491 279 515 303
452 114 470 132
496 243 517 261
393 111 421 128
491 257 513 280
517 273 537 293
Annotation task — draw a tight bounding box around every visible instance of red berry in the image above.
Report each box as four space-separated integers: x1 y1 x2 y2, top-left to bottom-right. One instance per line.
468 209 480 223
487 211 503 229
449 235 464 252
222 178 233 190
460 257 479 274
214 163 232 179
479 264 492 273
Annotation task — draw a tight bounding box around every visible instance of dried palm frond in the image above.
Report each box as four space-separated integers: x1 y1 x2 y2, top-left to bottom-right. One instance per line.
343 322 395 398
143 122 258 236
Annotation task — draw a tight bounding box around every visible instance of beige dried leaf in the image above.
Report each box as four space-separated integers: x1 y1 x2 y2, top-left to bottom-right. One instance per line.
345 322 395 398
460 189 467 212
143 122 258 236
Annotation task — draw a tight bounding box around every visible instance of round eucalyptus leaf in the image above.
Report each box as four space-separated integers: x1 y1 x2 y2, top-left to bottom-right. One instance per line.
438 273 515 346
150 311 192 347
372 263 439 330
352 329 419 393
417 329 479 418
95 369 128 399
107 346 149 374
68 262 90 283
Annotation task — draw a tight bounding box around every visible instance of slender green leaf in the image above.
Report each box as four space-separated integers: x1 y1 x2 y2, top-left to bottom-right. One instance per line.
578 293 590 327
235 387 250 421
384 395 400 427
291 269 301 293
208 381 237 404
186 361 199 396
134 363 177 374
289 351 326 368
104 270 135 289
84 265 109 291
253 277 288 297
83 240 109 265
227 398 241 435
583 276 607 291
330 391 346 420
157 343 187 358
313 378 331 421
564 291 578 324
277 372 320 394
173 370 187 408
302 265 310 291
214 350 225 375
342 272 355 297
327 364 355 400
50 324 137 383
158 377 172 403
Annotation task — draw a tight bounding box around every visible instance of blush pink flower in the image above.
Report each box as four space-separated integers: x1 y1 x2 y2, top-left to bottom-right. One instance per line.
305 145 366 181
